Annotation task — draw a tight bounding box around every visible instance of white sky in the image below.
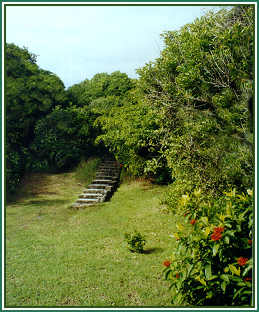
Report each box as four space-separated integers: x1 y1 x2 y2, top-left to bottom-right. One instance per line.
6 4 223 88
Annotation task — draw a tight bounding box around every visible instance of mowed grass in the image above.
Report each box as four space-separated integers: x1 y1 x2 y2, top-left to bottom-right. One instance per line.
5 166 178 307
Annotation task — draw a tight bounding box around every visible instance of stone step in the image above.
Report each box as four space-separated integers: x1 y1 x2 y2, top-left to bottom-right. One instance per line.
83 188 107 194
95 175 118 180
97 168 120 171
101 161 119 164
72 202 97 208
79 193 105 199
76 198 100 204
100 164 118 167
96 169 120 172
88 184 113 190
72 158 121 208
96 172 120 176
98 168 119 172
95 172 120 176
92 179 117 185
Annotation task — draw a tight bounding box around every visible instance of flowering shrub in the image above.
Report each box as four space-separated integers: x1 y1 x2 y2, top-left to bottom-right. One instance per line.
163 189 253 306
163 260 172 267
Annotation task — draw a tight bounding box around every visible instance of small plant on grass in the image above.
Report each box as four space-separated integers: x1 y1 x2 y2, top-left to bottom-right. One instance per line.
124 231 146 253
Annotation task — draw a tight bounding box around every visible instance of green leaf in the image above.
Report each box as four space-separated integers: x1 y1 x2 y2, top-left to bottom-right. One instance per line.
205 263 212 280
165 269 172 280
206 291 213 299
195 275 207 286
221 281 227 293
229 264 240 276
207 275 218 281
220 274 230 282
224 236 230 244
212 244 219 256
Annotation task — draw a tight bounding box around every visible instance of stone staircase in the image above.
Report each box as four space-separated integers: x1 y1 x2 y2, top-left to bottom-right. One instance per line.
72 159 121 209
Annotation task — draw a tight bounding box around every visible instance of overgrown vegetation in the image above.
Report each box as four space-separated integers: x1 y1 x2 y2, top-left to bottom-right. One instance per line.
74 157 101 185
6 4 254 307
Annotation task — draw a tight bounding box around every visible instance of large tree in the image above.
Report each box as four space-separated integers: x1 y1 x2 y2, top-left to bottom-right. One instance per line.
6 43 67 194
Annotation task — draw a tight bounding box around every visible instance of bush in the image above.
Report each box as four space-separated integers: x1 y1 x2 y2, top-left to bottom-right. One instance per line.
124 231 146 253
163 189 253 306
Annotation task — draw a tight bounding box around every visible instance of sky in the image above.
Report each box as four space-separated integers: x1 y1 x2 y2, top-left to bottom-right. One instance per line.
6 4 223 88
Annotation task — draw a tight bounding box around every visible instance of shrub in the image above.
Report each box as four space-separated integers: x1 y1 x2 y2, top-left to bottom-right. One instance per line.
163 189 253 306
124 231 146 253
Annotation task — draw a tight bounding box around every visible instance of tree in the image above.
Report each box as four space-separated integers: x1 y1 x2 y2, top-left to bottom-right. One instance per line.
6 43 67 194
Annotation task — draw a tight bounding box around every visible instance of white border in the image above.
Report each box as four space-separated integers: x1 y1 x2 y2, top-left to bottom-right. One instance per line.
1 2 5 310
2 1 257 311
1 1 258 4
254 2 258 310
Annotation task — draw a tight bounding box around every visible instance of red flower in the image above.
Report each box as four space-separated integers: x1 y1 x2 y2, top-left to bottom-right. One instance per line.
237 257 249 266
120 164 123 168
211 232 222 241
175 273 180 279
248 239 252 245
214 227 224 234
190 219 197 225
211 226 224 241
244 277 252 282
163 260 171 267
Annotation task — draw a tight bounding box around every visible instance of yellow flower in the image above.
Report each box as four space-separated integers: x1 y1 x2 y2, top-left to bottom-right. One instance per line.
224 189 236 197
172 232 180 240
229 264 240 276
180 194 190 206
176 223 184 231
203 227 211 238
193 188 202 197
195 275 207 286
247 189 253 196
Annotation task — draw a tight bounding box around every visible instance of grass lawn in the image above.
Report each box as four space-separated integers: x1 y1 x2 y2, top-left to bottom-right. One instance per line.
5 166 178 307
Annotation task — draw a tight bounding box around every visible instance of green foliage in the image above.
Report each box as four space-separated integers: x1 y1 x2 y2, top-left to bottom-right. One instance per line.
124 231 146 253
94 90 171 181
164 189 253 306
136 6 254 193
92 7 254 190
6 43 67 195
31 106 96 171
67 71 134 107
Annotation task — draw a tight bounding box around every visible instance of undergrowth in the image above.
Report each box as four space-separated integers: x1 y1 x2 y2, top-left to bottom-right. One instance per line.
74 157 101 185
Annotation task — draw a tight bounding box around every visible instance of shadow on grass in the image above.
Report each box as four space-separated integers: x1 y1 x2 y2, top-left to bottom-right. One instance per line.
25 199 69 206
143 247 164 254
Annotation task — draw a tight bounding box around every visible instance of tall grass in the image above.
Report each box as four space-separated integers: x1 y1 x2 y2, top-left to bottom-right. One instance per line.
74 157 101 185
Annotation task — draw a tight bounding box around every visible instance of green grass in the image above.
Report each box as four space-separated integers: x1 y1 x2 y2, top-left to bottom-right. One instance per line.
5 164 179 307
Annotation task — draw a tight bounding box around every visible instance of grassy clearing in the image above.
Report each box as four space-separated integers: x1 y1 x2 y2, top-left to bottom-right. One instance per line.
5 163 179 307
